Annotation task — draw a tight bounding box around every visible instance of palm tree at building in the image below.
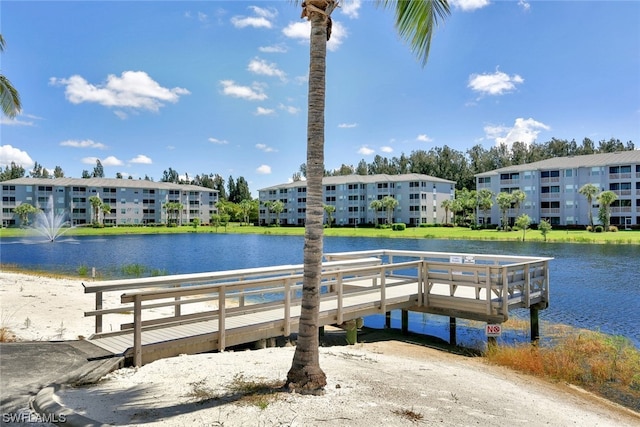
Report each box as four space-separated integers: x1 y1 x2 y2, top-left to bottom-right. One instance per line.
89 195 102 225
323 204 336 227
270 200 285 226
0 35 21 119
596 190 618 231
476 188 494 226
440 199 452 225
287 0 449 394
369 199 383 226
381 195 398 225
101 204 111 226
579 183 599 229
496 192 513 231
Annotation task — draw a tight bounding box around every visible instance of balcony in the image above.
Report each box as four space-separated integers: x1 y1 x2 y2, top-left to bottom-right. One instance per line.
540 208 560 215
540 193 560 200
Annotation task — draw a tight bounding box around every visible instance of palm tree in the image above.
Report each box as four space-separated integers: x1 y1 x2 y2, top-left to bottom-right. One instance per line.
369 199 383 226
101 203 112 226
381 195 398 225
496 192 513 231
579 183 599 229
440 199 452 225
476 189 494 226
270 200 285 225
511 189 526 216
0 34 21 118
89 195 102 225
596 190 618 230
323 204 336 227
286 0 449 394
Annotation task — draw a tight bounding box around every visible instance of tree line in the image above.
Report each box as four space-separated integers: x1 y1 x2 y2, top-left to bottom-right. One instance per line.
298 137 635 190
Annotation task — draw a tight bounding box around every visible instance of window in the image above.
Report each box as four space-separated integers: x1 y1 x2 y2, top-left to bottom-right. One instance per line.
565 169 573 177
478 177 491 184
541 170 560 178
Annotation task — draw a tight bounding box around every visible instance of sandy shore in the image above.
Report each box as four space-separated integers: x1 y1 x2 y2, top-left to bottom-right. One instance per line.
2 271 639 426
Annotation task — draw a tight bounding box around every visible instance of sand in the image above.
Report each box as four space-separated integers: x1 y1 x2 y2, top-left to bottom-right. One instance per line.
1 271 639 426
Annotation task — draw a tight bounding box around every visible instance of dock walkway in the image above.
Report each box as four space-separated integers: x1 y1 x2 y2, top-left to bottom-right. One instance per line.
83 249 552 366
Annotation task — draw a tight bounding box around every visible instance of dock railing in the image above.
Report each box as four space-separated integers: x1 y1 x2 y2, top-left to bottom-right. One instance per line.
83 249 552 366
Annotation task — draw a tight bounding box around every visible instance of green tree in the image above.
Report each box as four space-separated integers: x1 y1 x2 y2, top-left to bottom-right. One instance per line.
0 34 21 118
538 219 552 242
511 189 526 216
92 159 104 178
369 199 383 226
596 190 618 230
239 199 253 226
14 203 36 226
496 192 513 231
101 203 111 226
515 213 531 241
323 204 336 227
579 183 599 229
0 162 25 181
476 188 494 226
89 195 102 225
270 200 284 226
262 201 273 225
287 0 449 394
163 201 183 226
53 166 64 178
440 199 452 225
381 195 398 225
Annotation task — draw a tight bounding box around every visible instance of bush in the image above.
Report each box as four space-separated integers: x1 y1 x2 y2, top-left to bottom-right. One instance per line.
594 225 604 233
609 225 619 232
586 225 593 232
391 223 406 231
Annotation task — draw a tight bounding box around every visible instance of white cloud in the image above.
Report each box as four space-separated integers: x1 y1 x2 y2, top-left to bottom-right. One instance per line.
248 58 286 81
208 137 229 145
256 164 272 174
60 139 107 149
231 6 277 29
518 0 531 11
283 20 346 51
358 146 375 156
468 70 524 96
485 117 551 147
0 145 34 168
82 156 123 166
197 12 208 23
259 44 287 54
380 146 393 153
255 106 275 115
341 0 362 18
220 80 268 101
338 123 358 128
49 71 190 116
279 104 299 115
256 143 277 153
0 115 35 126
416 134 433 143
130 154 152 164
449 0 491 12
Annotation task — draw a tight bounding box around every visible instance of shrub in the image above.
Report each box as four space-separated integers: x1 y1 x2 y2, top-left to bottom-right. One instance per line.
594 225 604 233
609 225 618 232
391 223 406 231
586 225 593 232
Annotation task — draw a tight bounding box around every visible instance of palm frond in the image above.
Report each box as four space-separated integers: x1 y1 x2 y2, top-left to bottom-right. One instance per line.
378 0 450 67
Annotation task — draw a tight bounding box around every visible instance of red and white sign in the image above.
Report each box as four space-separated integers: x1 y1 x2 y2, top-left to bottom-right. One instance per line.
485 324 502 337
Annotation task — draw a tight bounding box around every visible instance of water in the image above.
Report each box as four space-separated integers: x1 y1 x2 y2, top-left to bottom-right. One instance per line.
1 233 638 347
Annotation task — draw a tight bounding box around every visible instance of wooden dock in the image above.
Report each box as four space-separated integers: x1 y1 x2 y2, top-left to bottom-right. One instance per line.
83 249 552 366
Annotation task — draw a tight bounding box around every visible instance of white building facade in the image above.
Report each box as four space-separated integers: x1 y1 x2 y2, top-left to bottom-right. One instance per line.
475 151 640 228
258 174 456 226
1 177 218 227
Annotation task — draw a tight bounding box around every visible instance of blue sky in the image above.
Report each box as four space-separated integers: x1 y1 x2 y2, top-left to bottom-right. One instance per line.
2 1 639 196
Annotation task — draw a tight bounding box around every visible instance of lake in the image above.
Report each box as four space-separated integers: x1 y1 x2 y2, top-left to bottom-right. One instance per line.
1 233 638 348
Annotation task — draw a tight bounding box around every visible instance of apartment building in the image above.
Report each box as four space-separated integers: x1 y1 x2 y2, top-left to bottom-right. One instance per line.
475 151 640 227
1 177 218 227
258 174 456 227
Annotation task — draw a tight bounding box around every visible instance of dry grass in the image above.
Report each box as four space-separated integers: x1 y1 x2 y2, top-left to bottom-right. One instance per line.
227 373 285 409
486 329 640 411
392 407 424 422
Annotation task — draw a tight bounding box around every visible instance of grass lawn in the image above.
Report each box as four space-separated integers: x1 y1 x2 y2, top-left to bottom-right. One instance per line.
2 222 639 244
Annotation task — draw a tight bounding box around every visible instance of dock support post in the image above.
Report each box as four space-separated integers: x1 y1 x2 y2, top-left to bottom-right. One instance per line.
530 307 540 342
449 317 457 346
385 311 391 328
401 310 408 335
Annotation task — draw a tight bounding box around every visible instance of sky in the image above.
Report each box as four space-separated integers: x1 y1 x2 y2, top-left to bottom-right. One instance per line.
1 0 639 196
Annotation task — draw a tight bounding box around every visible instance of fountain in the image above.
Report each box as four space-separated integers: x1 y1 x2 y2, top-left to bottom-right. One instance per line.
32 195 72 242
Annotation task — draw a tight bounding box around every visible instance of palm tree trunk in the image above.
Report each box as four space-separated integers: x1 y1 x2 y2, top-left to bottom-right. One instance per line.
286 2 329 394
